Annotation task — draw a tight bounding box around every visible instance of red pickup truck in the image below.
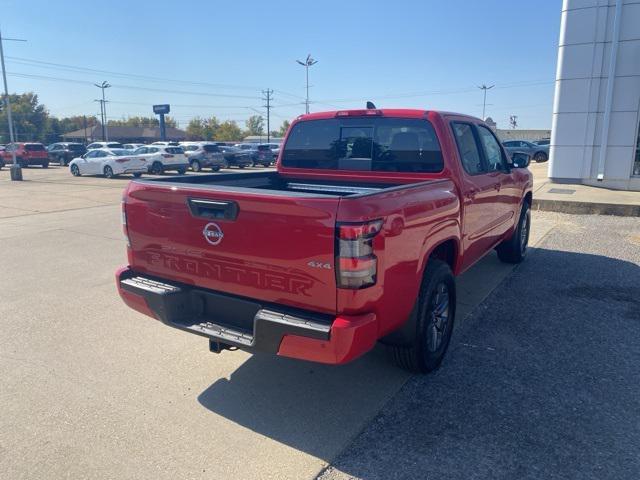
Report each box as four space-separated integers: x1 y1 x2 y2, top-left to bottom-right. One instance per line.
116 109 532 372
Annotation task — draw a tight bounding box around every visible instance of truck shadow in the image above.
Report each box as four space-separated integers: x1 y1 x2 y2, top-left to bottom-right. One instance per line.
197 246 640 477
197 343 409 462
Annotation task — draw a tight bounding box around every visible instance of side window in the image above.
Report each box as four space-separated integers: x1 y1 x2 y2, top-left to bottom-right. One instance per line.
148 147 159 153
477 126 507 172
451 122 484 175
86 151 98 158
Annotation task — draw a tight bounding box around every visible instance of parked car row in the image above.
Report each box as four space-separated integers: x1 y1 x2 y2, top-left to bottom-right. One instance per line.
0 140 281 173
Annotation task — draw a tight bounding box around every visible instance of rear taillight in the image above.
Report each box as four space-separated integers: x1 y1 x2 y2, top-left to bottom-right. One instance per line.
121 198 130 246
336 219 383 289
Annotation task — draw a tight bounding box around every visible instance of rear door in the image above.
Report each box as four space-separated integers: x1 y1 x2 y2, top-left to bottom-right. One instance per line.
450 121 501 270
125 183 340 314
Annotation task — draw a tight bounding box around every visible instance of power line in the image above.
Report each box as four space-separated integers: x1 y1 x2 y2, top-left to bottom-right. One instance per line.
6 71 262 99
5 56 307 101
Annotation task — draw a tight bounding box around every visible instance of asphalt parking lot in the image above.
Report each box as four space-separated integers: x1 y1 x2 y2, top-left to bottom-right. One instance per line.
1 163 637 479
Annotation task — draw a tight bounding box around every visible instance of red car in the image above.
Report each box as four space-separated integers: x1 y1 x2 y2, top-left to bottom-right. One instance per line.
116 108 533 372
0 142 49 168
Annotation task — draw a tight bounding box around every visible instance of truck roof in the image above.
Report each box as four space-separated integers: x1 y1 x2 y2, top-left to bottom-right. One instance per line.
296 108 482 122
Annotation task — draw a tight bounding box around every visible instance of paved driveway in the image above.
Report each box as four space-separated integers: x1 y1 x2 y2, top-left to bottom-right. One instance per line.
0 165 560 479
321 214 640 480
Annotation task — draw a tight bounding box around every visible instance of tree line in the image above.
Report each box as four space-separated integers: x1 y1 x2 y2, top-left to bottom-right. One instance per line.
0 92 290 144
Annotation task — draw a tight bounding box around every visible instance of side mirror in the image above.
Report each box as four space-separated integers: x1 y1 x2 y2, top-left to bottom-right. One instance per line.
511 152 531 169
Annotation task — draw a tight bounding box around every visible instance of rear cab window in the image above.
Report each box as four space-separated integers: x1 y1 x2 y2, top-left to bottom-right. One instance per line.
25 144 46 151
282 117 444 173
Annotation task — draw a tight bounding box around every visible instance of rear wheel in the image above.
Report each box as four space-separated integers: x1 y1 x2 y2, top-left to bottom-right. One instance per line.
177 167 187 175
390 259 456 373
150 162 163 175
211 166 220 172
497 202 530 264
103 165 115 178
239 164 245 169
533 152 548 162
133 172 142 178
42 162 49 168
70 164 80 176
190 160 201 172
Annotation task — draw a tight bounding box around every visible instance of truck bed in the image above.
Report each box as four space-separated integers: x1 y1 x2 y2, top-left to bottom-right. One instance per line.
139 171 402 197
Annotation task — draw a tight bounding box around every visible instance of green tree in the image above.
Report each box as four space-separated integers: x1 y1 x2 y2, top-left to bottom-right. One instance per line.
245 115 264 136
277 120 290 137
107 116 177 128
215 120 243 141
0 92 49 143
45 115 99 144
185 116 219 140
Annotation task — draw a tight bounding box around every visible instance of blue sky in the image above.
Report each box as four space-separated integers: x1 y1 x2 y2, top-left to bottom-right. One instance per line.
2 0 561 129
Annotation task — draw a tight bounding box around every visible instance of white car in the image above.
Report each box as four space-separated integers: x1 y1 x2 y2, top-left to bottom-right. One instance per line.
122 143 145 150
86 141 122 150
133 145 189 174
69 148 147 178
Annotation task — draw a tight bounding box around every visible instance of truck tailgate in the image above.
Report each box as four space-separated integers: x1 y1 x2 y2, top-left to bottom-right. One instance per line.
125 182 339 314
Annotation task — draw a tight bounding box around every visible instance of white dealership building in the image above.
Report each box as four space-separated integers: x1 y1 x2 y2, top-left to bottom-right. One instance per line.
550 0 640 190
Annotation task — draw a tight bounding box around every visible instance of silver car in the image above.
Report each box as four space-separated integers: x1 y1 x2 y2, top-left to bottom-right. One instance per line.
184 143 228 172
502 140 550 163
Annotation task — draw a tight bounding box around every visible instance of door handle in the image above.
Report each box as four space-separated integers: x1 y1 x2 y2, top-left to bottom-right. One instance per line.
465 188 478 200
188 199 239 220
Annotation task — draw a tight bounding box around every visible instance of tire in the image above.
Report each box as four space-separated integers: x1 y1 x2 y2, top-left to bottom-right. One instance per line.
42 162 49 169
211 166 220 172
150 162 163 175
191 160 201 172
133 172 142 178
177 167 187 175
497 202 531 264
103 165 115 179
533 152 548 163
390 259 456 373
71 164 81 176
239 165 245 169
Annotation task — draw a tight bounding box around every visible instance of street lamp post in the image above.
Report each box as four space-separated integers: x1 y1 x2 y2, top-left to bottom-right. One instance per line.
477 84 495 120
296 54 317 114
94 81 111 140
0 28 27 181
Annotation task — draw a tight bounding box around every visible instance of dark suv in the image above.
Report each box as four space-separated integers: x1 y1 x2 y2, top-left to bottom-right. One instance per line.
47 142 87 166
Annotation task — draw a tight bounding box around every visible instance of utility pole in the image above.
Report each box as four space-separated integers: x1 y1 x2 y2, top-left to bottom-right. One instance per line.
262 89 273 143
94 99 104 139
477 84 494 120
296 54 317 114
0 28 27 181
94 81 110 141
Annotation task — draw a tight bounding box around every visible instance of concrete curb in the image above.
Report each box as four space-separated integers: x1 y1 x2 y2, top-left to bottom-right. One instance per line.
532 198 640 217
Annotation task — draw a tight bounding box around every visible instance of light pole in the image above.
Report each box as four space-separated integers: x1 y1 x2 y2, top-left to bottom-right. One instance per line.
94 81 111 140
477 84 494 120
296 54 317 114
0 28 27 181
